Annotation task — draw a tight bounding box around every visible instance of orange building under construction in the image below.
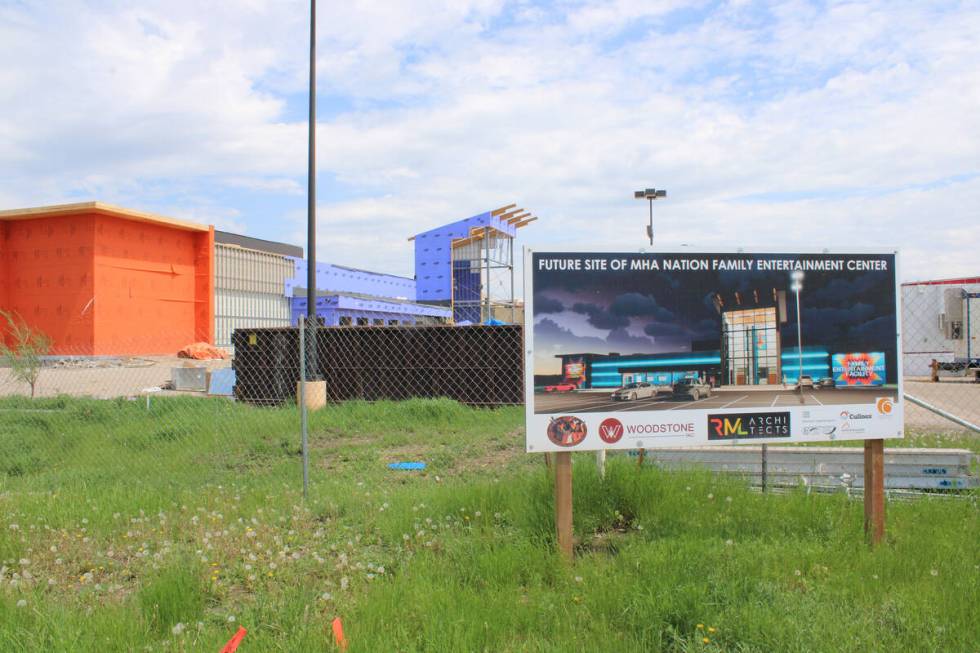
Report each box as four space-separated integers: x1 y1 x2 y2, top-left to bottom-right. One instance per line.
0 202 214 355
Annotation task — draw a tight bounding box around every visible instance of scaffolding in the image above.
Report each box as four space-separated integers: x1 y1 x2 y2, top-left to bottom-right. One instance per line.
451 205 536 323
411 204 536 325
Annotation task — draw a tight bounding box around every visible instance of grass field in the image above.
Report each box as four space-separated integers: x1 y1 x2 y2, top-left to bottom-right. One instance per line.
0 397 978 652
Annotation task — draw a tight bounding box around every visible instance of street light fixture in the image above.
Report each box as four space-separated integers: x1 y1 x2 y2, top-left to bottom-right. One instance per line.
634 188 667 245
790 270 805 393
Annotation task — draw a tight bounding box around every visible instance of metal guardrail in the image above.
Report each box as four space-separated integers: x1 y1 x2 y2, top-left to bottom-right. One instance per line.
628 446 978 491
903 393 980 433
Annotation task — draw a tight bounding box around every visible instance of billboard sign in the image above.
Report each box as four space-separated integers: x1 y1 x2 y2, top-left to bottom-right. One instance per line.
832 352 886 387
524 250 903 452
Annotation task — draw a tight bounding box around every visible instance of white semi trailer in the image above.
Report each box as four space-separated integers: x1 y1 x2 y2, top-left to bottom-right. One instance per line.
901 277 980 377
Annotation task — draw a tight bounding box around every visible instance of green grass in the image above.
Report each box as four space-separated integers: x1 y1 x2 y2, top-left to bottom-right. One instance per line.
0 396 977 651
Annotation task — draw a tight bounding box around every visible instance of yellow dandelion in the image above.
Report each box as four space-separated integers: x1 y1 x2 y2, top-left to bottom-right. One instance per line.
696 624 704 630
703 637 710 644
708 627 716 633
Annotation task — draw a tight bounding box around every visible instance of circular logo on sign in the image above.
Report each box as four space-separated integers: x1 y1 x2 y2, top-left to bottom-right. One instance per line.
598 417 624 444
876 397 894 414
547 416 588 447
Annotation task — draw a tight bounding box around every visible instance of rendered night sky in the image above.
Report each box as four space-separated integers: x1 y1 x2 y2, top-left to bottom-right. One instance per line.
532 253 897 376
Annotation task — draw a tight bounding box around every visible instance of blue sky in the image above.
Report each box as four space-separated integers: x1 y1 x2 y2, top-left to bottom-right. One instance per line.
1 0 978 281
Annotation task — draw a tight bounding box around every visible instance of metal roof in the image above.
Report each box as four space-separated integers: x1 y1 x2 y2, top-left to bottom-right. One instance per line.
215 230 303 258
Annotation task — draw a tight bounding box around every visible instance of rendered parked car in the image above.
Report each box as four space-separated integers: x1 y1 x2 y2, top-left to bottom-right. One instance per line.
672 377 711 400
543 383 578 393
816 377 835 388
611 382 658 401
795 375 815 390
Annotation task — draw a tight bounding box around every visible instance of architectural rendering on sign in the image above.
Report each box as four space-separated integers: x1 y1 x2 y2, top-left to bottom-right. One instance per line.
524 251 903 452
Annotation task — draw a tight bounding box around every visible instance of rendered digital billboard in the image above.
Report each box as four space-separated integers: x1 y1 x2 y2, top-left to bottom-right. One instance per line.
524 250 903 452
832 352 886 387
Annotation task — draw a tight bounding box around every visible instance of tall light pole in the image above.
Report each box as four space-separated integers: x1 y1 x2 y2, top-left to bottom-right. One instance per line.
790 270 805 389
306 0 318 378
633 188 666 245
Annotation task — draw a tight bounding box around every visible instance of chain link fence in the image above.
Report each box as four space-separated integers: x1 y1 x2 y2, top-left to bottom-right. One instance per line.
901 280 980 433
1 295 978 485
234 322 523 406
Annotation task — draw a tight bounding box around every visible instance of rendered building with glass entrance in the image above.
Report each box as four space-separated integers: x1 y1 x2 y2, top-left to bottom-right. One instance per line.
715 289 787 386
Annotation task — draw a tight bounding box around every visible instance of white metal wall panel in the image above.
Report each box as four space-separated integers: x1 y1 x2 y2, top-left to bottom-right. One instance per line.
214 289 291 349
215 243 294 295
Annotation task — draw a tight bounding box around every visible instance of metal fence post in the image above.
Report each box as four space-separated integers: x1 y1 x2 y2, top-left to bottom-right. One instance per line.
761 443 768 493
300 317 309 500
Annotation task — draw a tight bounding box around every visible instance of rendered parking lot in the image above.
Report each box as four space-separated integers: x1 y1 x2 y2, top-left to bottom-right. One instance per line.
534 386 900 414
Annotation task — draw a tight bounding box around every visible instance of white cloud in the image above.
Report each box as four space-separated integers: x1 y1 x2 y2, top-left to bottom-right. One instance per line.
1 0 978 283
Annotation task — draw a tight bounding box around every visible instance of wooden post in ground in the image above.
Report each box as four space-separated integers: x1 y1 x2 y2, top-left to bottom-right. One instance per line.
864 439 885 547
930 359 939 383
636 448 646 468
554 451 573 560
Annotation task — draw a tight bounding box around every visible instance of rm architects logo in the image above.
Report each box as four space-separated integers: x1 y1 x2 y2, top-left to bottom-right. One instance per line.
598 417 624 444
708 412 790 440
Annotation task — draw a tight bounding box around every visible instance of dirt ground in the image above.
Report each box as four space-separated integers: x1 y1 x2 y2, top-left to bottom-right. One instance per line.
903 380 980 431
2 361 977 433
0 356 232 399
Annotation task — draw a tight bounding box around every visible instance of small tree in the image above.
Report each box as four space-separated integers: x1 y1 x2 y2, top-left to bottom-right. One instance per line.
0 310 51 399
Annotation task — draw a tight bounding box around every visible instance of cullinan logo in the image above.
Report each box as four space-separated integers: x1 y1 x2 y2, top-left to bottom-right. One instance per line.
598 417 624 444
875 397 894 415
708 412 790 440
840 410 873 420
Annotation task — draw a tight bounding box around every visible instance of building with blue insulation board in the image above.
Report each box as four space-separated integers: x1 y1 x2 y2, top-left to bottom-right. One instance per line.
287 260 417 300
411 204 535 323
285 259 451 326
268 204 534 327
291 294 450 327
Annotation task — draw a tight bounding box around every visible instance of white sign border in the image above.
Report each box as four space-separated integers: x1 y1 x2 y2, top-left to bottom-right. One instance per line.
523 247 904 453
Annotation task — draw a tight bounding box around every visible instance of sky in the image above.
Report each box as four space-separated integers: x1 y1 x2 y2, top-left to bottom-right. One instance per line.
1 1 978 283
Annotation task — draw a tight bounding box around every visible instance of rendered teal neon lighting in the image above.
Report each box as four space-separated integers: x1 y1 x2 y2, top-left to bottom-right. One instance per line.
780 351 829 359
592 356 720 368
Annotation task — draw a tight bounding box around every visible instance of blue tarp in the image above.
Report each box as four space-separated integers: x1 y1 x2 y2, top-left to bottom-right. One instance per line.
387 462 427 470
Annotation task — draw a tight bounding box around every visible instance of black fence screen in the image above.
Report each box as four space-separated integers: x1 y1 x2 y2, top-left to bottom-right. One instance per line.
232 325 524 406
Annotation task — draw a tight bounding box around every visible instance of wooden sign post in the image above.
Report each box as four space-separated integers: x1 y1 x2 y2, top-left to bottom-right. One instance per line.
863 439 885 546
554 451 574 560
